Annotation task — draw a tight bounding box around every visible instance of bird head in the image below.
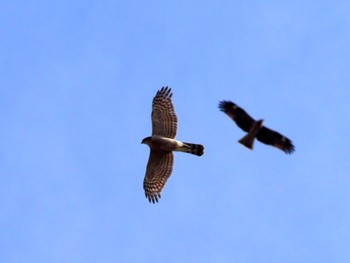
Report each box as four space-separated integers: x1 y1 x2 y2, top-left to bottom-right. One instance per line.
141 137 152 145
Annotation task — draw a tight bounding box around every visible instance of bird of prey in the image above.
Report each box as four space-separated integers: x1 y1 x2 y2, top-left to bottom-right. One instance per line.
142 87 204 203
219 100 295 154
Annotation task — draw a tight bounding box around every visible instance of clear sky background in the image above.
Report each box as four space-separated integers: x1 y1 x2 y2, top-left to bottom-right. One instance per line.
1 1 350 262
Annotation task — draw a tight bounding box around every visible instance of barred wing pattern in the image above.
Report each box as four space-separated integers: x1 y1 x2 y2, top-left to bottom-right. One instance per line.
151 87 178 139
143 151 174 203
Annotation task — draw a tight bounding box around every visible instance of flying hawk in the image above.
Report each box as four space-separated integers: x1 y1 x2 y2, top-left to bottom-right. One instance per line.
142 87 204 203
219 100 295 154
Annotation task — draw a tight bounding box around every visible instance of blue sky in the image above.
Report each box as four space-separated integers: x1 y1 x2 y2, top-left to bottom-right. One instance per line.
1 1 350 262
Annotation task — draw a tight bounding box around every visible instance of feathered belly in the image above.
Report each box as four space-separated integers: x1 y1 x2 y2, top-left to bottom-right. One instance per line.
150 136 182 151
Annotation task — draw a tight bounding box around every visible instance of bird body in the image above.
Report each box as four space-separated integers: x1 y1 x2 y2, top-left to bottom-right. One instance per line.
142 135 203 156
238 119 264 149
219 100 295 154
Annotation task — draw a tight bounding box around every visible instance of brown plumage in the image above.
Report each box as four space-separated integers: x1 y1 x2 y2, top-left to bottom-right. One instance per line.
142 87 204 203
219 100 295 154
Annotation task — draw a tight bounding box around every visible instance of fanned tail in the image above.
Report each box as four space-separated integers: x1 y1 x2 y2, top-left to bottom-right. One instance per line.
238 133 255 149
181 142 205 156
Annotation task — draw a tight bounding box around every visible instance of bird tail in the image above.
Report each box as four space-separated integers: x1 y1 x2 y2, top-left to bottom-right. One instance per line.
238 133 255 149
238 119 264 150
181 142 205 156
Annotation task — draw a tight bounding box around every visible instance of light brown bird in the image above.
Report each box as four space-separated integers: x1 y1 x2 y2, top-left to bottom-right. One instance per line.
142 87 204 203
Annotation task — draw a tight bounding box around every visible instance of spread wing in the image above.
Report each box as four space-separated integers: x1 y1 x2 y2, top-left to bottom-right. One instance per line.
256 126 295 154
218 100 255 132
151 87 178 138
143 150 174 203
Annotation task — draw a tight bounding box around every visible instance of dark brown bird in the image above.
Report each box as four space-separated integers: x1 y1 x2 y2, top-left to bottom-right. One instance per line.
219 100 295 154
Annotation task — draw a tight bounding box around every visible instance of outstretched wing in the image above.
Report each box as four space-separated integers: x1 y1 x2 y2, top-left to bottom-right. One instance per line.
218 100 255 132
256 126 295 154
143 150 174 203
151 87 178 138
